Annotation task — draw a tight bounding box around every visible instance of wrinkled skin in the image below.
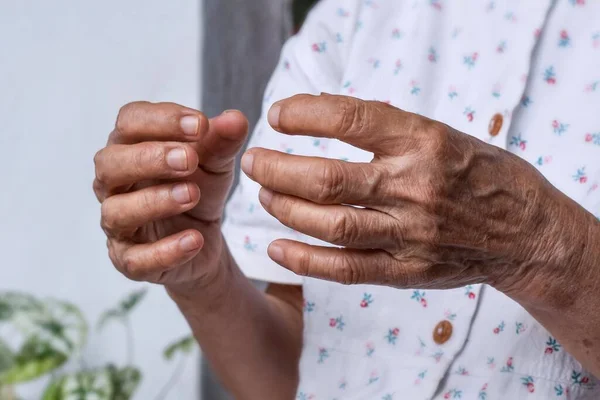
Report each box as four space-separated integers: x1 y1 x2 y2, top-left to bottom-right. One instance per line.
242 93 586 299
93 102 249 293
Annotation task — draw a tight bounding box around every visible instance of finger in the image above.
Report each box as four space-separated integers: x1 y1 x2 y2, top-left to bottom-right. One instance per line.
101 182 200 238
193 110 249 174
266 240 406 286
242 148 389 206
110 101 209 144
109 229 204 282
259 188 401 249
267 94 443 156
94 142 198 191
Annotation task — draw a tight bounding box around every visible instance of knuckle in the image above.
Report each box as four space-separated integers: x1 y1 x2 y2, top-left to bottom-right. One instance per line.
328 213 354 245
295 250 312 277
94 149 108 183
135 143 165 173
100 200 118 233
115 101 148 136
336 98 367 135
332 254 362 285
312 163 345 203
121 252 142 280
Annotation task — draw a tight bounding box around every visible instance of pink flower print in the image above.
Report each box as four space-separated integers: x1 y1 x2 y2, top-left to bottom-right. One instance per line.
428 46 438 63
366 341 375 357
329 316 345 331
463 52 478 69
415 337 426 356
593 32 600 48
391 28 403 39
569 0 585 6
335 33 343 43
393 59 403 75
410 80 421 95
444 310 457 321
338 378 347 389
317 347 329 364
500 357 514 372
443 389 463 399
312 139 327 152
360 293 374 308
283 60 290 70
478 383 488 400
368 370 380 385
487 357 496 369
368 57 381 69
521 95 532 107
571 370 594 387
336 8 350 17
535 155 552 166
303 300 315 313
585 81 599 92
414 370 427 385
544 66 557 84
515 322 527 334
297 392 315 400
585 132 600 145
411 290 427 307
244 236 257 251
545 336 561 354
463 107 475 122
555 384 569 396
504 11 517 22
382 394 394 400
521 376 535 393
311 42 327 53
343 80 356 94
573 167 587 183
534 28 541 38
430 0 442 10
509 134 527 151
451 27 462 39
454 366 469 376
493 321 505 334
448 86 458 100
496 40 507 53
559 30 571 47
552 119 570 135
432 350 444 363
464 285 476 299
492 83 502 98
385 328 400 345
364 0 379 8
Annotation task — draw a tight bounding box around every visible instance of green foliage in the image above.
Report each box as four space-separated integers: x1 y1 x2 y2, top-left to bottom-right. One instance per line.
162 335 196 361
97 289 147 331
0 336 68 385
107 365 141 400
0 338 15 374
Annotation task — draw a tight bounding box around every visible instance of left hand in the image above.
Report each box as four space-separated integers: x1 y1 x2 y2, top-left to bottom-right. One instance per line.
241 94 581 293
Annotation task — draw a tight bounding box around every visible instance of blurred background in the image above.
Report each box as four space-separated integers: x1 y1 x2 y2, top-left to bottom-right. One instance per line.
0 0 316 399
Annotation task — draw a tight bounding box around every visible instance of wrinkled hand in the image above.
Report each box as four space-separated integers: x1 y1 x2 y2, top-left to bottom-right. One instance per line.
94 102 248 292
242 94 568 292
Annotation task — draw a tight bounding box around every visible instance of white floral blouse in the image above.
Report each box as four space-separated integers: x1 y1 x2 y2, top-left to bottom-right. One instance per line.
222 0 600 398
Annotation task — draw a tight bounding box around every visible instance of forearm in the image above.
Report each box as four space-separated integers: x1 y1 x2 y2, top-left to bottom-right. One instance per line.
504 191 600 377
168 243 303 399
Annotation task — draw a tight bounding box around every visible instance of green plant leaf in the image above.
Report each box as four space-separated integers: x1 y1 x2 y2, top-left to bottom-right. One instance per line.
41 376 66 400
0 337 15 374
0 336 67 385
42 368 115 400
163 335 196 361
0 292 45 323
107 365 141 400
97 288 147 331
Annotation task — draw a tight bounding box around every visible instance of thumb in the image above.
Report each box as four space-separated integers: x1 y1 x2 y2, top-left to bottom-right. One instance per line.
194 110 249 173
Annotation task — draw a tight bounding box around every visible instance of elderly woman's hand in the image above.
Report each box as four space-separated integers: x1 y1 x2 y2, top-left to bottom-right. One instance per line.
241 94 589 295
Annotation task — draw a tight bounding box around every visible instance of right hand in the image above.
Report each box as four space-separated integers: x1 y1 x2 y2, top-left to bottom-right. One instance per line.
93 102 248 294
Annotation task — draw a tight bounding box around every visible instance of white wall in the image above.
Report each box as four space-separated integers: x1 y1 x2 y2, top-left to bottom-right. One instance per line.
0 1 202 398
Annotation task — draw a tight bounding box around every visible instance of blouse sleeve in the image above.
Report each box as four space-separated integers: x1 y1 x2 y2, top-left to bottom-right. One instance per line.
221 0 361 284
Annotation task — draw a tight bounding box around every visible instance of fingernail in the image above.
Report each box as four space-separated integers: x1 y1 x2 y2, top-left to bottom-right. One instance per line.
180 115 199 136
180 234 200 252
172 183 191 204
241 153 254 177
222 109 237 114
259 188 273 206
268 243 284 263
167 148 188 171
268 104 281 129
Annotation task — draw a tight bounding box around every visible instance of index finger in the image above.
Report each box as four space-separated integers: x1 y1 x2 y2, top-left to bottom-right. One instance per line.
267 94 436 156
109 101 209 145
